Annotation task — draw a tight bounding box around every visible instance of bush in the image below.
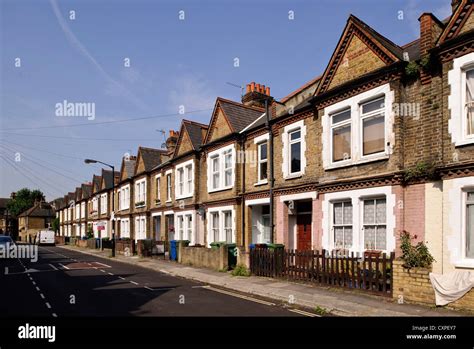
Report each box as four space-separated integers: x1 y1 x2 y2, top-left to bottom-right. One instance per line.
400 231 434 268
231 264 251 277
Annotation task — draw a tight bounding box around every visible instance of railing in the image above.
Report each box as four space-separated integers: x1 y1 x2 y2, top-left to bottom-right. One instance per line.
250 248 394 296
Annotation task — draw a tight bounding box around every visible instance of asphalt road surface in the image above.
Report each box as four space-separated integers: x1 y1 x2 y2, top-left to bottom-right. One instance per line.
0 245 313 317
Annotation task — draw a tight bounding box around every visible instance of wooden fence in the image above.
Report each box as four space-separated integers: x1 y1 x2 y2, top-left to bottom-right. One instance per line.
249 248 394 296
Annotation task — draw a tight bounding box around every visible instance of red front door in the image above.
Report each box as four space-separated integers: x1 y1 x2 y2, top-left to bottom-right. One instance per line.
296 214 312 250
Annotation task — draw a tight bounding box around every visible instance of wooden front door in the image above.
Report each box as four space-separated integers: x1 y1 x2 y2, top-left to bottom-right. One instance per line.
296 214 312 250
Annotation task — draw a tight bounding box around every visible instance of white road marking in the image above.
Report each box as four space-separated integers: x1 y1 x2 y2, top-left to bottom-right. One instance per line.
100 269 106 273
144 286 174 291
48 264 58 271
205 287 275 306
159 270 170 274
119 276 126 280
107 272 114 276
35 286 40 291
32 281 36 285
144 286 154 291
45 302 51 309
4 267 8 275
58 263 70 270
192 285 210 289
288 308 321 317
94 262 111 268
52 313 58 318
130 281 139 285
40 293 45 299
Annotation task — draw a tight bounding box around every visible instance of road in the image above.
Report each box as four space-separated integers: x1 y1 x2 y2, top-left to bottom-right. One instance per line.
0 245 311 317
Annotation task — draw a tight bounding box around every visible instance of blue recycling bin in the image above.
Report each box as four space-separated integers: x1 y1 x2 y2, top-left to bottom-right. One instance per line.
170 240 178 261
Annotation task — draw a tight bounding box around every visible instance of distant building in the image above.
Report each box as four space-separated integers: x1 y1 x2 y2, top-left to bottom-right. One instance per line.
18 201 54 242
0 197 12 234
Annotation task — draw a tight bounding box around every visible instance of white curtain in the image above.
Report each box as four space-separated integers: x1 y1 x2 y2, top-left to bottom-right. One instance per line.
467 70 474 135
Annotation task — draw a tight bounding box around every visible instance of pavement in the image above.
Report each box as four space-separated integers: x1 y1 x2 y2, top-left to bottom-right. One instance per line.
57 244 469 317
0 245 313 317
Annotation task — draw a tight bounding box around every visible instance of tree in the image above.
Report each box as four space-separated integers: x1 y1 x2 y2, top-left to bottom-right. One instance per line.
51 217 60 233
6 188 45 217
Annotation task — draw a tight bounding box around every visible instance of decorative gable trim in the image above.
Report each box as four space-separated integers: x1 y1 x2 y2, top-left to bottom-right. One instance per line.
204 99 235 144
437 0 473 45
316 15 401 96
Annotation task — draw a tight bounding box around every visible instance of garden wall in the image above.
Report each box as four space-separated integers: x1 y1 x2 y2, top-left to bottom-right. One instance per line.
178 245 228 271
392 260 474 312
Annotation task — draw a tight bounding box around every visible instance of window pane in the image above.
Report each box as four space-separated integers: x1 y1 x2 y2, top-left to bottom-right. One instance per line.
376 226 387 250
332 125 351 162
375 199 386 224
331 109 351 124
260 143 267 160
344 227 353 248
225 169 232 186
224 152 232 169
333 203 343 225
290 130 301 140
213 173 219 188
363 115 385 155
290 141 301 173
467 69 474 135
467 202 474 258
334 227 344 247
361 97 384 114
212 157 219 171
364 200 375 224
343 202 352 225
364 226 376 249
260 162 268 180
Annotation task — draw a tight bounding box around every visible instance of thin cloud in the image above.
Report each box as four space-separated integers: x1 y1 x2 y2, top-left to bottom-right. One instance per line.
49 0 151 113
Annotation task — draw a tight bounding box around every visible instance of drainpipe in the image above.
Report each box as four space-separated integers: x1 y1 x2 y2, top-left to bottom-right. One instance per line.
240 136 246 248
265 99 275 243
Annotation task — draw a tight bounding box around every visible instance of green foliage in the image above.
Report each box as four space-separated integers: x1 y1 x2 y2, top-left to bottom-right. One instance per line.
405 61 420 78
51 217 60 233
402 161 436 183
6 188 45 217
400 231 434 268
86 227 94 239
314 306 328 316
231 264 251 277
419 54 431 71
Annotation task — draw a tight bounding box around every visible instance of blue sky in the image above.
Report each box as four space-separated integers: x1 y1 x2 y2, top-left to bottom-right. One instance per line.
0 0 452 200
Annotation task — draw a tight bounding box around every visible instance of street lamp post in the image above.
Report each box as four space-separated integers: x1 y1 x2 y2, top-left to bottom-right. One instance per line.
85 159 116 257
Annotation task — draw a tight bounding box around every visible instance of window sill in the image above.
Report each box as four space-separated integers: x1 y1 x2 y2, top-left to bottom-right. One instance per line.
165 200 172 204
175 194 193 200
454 138 474 147
284 173 303 180
254 180 268 187
208 186 233 194
325 154 389 170
454 260 474 269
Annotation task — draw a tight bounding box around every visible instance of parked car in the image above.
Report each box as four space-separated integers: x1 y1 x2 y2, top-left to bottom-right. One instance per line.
36 230 55 246
0 235 15 258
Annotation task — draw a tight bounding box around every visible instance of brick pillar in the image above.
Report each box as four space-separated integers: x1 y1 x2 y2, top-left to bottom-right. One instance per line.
419 13 434 85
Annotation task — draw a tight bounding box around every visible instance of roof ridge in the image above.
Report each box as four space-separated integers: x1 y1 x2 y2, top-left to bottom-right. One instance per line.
280 74 322 102
217 97 265 112
183 119 209 128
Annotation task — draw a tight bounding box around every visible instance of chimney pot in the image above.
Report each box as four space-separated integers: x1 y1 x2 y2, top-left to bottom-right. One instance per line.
266 86 270 95
246 84 251 93
250 82 255 92
256 83 261 92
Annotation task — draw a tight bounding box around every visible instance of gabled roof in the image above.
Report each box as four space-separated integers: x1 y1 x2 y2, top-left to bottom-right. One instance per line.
75 187 82 202
281 75 322 103
101 169 120 190
135 147 167 174
437 0 472 45
204 97 264 143
0 198 11 209
173 119 209 157
81 183 92 200
19 202 54 218
315 14 403 95
92 175 102 194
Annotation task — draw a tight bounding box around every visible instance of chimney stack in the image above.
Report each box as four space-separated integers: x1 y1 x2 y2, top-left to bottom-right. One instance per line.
451 0 461 12
166 130 179 155
418 13 443 84
242 81 273 108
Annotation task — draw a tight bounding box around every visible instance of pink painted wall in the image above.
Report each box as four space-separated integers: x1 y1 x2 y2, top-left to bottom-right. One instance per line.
392 184 426 256
312 195 323 250
275 199 288 245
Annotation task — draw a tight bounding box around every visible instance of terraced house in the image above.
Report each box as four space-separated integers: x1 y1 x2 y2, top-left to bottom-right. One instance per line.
52 0 474 278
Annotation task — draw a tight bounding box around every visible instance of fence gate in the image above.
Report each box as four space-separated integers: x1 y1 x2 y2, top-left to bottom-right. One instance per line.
249 248 394 296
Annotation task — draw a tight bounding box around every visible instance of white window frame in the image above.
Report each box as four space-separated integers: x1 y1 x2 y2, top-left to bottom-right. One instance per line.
281 120 307 179
134 215 146 241
118 184 130 210
360 97 386 159
331 200 353 250
322 186 396 254
100 193 107 214
207 206 235 246
75 204 80 220
362 197 387 251
330 108 352 165
175 210 195 244
155 175 161 204
166 171 172 202
134 178 146 207
207 144 236 193
322 84 394 170
175 159 194 199
463 189 474 261
257 142 268 183
120 218 130 238
81 202 85 218
448 53 474 147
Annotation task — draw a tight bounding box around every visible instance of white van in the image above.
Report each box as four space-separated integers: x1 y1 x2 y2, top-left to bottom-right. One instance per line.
37 230 55 246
